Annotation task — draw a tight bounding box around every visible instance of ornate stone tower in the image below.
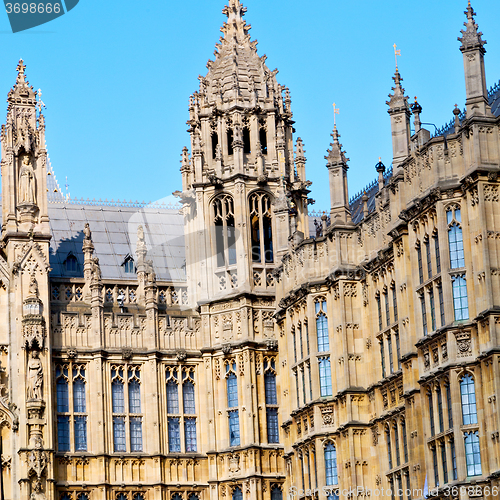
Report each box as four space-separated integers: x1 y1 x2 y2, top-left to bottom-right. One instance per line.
176 1 313 496
0 61 53 499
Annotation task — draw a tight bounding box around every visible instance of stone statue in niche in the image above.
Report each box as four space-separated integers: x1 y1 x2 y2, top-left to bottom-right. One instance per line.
27 351 43 400
28 274 39 297
18 155 36 205
30 481 46 500
91 257 101 282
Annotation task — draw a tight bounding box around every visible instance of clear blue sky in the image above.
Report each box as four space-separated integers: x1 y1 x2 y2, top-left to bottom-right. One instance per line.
0 0 499 210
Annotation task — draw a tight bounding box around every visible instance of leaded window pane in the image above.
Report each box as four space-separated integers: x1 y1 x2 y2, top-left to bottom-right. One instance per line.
130 417 143 452
319 357 332 397
316 314 329 352
167 380 179 414
271 486 283 500
267 408 279 444
464 431 482 476
452 276 469 321
74 415 87 451
73 378 86 413
112 380 124 414
229 410 240 446
232 487 243 500
264 372 277 405
185 417 197 452
129 379 141 414
460 374 478 425
448 224 465 269
168 417 181 452
113 416 126 452
325 443 338 485
57 415 70 452
227 373 238 408
57 378 69 413
183 381 196 414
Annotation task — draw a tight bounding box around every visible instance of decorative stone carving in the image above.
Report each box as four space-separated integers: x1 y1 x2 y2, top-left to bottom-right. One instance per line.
320 405 334 425
27 351 43 400
455 331 472 357
27 447 48 479
18 155 36 206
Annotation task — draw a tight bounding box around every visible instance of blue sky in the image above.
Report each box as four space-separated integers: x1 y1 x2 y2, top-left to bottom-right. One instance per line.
0 0 499 210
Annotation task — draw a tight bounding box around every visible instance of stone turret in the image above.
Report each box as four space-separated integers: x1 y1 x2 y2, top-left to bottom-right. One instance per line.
386 68 411 173
181 0 311 304
325 126 351 224
458 1 490 116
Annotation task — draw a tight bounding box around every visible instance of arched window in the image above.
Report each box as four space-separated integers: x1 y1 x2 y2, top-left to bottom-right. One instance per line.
166 370 179 414
133 493 145 500
116 493 128 500
213 195 236 268
212 132 219 159
188 495 200 500
325 443 338 485
73 366 87 452
124 257 135 274
56 365 70 452
232 487 243 500
264 358 279 444
460 374 478 425
264 372 277 405
77 494 89 500
271 486 283 500
452 275 469 321
249 192 273 263
243 127 251 154
65 254 78 273
447 207 465 269
111 367 126 452
315 298 329 352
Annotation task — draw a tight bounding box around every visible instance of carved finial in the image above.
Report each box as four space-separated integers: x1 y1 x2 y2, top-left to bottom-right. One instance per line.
458 1 486 50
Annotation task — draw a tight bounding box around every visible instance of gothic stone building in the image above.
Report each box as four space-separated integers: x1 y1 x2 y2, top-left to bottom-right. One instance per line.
0 1 499 500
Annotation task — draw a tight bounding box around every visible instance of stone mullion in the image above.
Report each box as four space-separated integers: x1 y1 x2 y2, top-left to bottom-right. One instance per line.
255 352 266 445
234 181 247 289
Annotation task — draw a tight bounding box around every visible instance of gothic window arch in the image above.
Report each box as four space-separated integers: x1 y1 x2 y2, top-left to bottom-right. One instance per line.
77 494 89 500
123 255 135 274
318 356 332 397
64 253 78 273
447 206 465 269
226 360 240 446
249 191 273 263
188 494 200 500
232 487 243 500
315 297 329 352
133 495 145 500
464 431 482 476
56 363 88 452
271 485 283 500
111 365 143 452
212 194 236 268
182 368 197 452
172 494 183 500
116 493 128 500
452 274 469 321
460 373 478 425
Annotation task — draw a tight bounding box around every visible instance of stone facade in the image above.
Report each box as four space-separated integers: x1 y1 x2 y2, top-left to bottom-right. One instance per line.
0 1 499 500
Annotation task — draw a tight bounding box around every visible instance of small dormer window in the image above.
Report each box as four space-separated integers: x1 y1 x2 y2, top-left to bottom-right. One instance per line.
123 256 135 274
65 254 78 273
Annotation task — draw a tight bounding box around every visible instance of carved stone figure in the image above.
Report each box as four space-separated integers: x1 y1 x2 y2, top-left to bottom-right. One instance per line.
30 481 46 500
137 225 145 244
83 222 92 241
91 257 101 282
28 274 39 297
18 155 36 205
27 351 43 400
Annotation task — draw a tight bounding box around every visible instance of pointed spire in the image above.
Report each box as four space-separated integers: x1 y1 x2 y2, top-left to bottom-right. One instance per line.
386 68 409 111
458 1 486 51
325 126 349 167
8 59 36 103
221 0 250 43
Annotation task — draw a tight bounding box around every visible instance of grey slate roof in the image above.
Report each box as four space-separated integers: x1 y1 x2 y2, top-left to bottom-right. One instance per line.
48 202 186 282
